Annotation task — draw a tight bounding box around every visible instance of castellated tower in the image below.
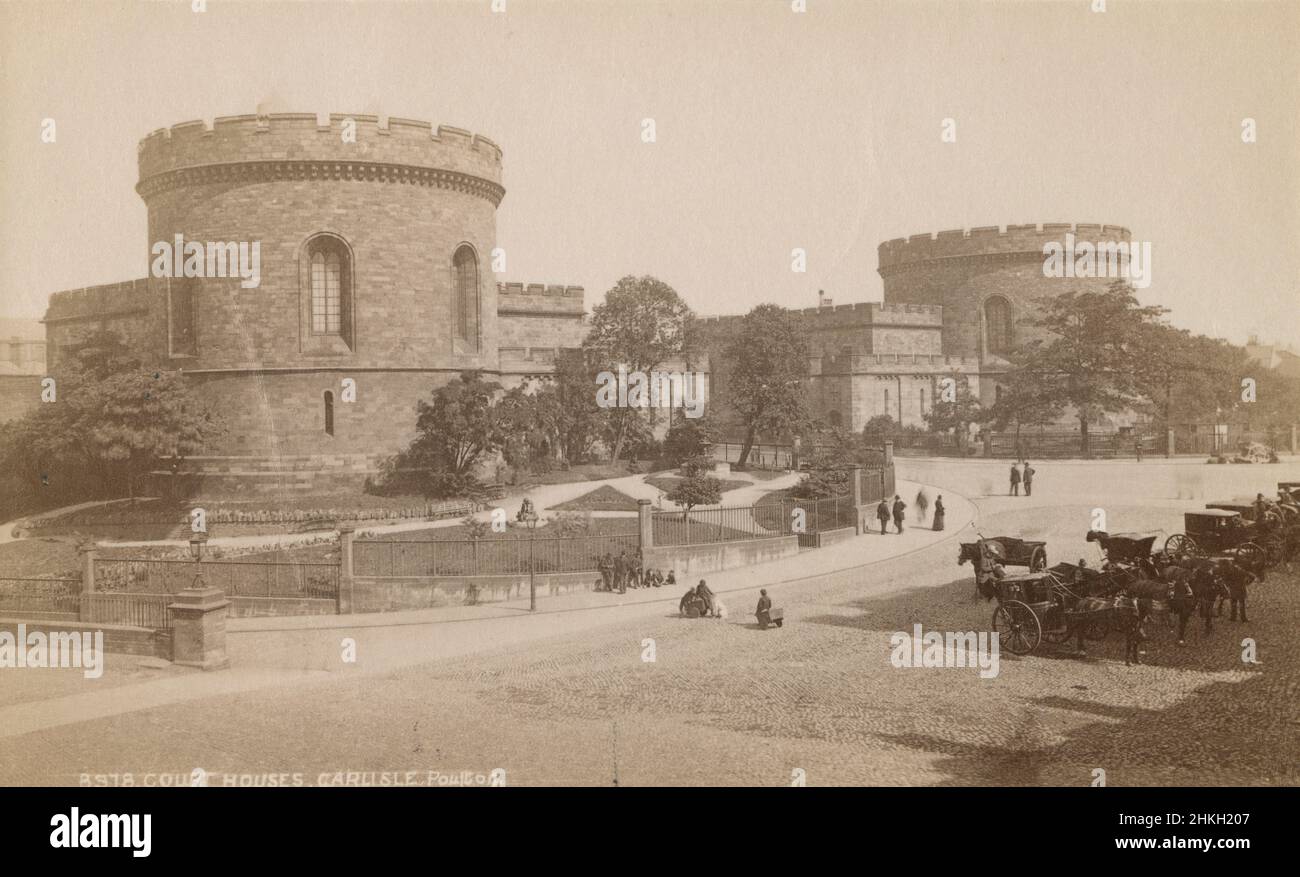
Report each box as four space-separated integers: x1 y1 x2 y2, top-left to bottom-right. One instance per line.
126 113 506 482
877 223 1133 406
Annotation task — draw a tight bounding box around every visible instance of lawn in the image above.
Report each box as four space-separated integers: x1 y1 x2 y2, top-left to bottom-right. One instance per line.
643 475 751 495
547 485 643 512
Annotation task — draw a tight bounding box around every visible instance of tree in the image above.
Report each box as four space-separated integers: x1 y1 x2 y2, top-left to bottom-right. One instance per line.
1014 281 1166 456
666 470 723 515
721 304 809 468
546 348 604 464
373 371 504 497
982 370 1064 456
583 275 692 461
0 329 220 502
663 416 714 469
923 372 983 454
790 444 855 500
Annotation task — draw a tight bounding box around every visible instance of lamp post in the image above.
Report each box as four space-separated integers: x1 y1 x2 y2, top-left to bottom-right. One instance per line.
516 502 540 611
188 531 208 589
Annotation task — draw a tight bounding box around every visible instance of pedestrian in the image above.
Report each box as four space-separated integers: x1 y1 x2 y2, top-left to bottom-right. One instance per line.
597 553 613 592
1218 559 1255 623
696 579 717 616
615 550 629 594
932 495 945 531
1009 461 1021 496
915 489 929 523
1022 461 1035 497
1123 598 1149 666
876 498 891 536
755 588 773 629
892 494 906 534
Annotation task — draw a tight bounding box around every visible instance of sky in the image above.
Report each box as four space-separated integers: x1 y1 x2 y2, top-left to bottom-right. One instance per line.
1 0 1297 348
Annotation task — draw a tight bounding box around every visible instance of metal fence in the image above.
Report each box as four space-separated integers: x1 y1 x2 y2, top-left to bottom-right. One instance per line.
0 577 81 618
353 532 640 577
94 558 339 600
84 593 174 629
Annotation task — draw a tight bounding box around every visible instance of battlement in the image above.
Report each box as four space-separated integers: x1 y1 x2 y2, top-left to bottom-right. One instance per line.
137 112 504 194
878 223 1132 271
495 282 585 317
44 278 152 323
698 300 942 326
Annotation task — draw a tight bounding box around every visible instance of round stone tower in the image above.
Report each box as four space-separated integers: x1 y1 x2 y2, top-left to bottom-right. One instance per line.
877 223 1133 365
134 113 505 485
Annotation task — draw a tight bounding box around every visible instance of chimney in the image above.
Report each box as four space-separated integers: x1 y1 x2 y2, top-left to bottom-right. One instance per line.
818 289 832 308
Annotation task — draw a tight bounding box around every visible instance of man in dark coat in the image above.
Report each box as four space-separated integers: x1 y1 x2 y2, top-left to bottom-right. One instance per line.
695 579 717 616
892 495 906 534
755 588 773 629
1009 462 1021 496
1217 559 1256 622
1022 462 1035 497
876 498 891 535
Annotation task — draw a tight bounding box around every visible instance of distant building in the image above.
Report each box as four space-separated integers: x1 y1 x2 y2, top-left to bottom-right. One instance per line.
0 318 47 423
701 223 1133 433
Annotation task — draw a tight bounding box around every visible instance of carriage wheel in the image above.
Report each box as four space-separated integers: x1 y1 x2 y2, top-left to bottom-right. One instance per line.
1030 547 1047 572
993 600 1041 655
1237 542 1264 570
1165 534 1197 556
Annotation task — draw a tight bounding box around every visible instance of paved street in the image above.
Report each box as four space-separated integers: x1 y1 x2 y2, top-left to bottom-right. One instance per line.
2 460 1298 786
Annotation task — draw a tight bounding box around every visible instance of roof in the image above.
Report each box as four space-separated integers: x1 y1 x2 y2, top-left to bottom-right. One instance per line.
1187 508 1241 518
1105 531 1161 542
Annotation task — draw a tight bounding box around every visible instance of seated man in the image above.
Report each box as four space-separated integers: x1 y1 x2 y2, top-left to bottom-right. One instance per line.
679 586 702 617
756 589 773 628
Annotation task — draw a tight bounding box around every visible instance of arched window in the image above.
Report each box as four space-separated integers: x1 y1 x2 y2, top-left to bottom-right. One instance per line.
303 234 353 348
453 244 479 352
919 387 925 415
984 296 1013 356
323 390 335 436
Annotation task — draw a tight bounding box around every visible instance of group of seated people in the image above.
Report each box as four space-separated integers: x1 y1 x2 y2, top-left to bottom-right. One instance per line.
596 550 676 593
679 580 723 618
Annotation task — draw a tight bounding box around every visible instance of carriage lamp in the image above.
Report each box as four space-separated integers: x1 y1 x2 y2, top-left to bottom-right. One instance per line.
516 503 541 612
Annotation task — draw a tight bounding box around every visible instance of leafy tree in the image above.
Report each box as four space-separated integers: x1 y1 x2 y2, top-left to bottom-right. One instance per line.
1013 281 1166 456
0 330 220 503
583 275 693 461
982 370 1064 456
790 444 855 500
546 348 604 464
663 416 714 469
721 304 809 468
372 371 504 498
922 371 983 454
666 470 723 514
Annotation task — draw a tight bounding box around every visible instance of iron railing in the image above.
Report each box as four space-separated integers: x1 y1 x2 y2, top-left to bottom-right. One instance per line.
0 577 81 617
94 558 339 599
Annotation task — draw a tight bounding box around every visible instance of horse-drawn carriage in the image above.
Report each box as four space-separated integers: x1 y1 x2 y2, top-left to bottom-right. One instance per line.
1164 508 1274 570
958 536 1047 597
987 562 1131 655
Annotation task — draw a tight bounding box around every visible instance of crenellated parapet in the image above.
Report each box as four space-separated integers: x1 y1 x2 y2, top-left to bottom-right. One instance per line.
44 278 152 324
137 113 504 205
495 282 585 316
878 223 1132 275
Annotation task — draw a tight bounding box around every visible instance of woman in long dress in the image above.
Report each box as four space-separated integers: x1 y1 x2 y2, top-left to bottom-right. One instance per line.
932 495 945 531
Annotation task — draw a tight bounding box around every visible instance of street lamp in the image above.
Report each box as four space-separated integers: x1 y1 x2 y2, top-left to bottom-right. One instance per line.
515 502 540 611
188 531 208 589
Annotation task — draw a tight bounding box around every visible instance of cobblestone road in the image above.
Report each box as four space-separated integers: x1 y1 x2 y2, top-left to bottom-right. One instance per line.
2 465 1298 786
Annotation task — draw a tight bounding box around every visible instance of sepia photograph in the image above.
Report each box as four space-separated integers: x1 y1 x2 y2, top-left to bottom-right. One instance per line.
0 0 1296 857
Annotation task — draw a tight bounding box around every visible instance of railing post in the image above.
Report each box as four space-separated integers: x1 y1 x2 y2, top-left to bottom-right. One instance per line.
850 464 864 534
78 542 97 623
637 499 654 555
337 525 355 614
